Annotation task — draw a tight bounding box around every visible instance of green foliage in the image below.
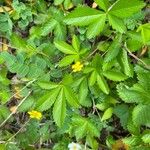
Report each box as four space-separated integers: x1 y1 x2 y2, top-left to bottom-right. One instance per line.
0 0 149 149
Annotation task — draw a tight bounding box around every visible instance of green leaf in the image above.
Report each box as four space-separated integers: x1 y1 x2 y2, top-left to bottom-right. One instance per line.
59 55 77 67
94 0 109 11
118 49 133 77
64 6 103 26
53 88 66 127
114 104 129 129
78 77 90 107
104 35 122 62
103 70 127 81
109 0 145 18
108 14 126 33
36 88 60 111
86 14 106 39
89 71 97 86
54 41 76 54
54 0 64 5
97 74 109 94
64 86 79 108
132 105 150 127
137 23 150 44
142 133 150 144
41 19 57 36
72 35 80 51
117 83 150 103
101 107 113 121
0 51 16 66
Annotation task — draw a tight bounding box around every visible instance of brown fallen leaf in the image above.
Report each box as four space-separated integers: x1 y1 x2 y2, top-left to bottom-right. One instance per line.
112 140 129 150
92 2 98 8
10 106 17 114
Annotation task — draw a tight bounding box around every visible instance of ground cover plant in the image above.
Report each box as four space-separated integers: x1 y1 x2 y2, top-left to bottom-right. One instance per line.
0 0 150 149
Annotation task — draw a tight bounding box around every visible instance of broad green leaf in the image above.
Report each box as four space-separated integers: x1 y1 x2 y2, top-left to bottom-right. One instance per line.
64 6 103 26
118 49 133 77
54 41 76 54
94 0 109 11
103 70 127 81
104 35 122 62
72 35 80 51
64 86 79 108
132 105 150 127
108 14 126 33
86 14 106 39
101 107 113 121
36 88 60 111
89 70 97 86
59 55 77 67
78 78 90 106
109 0 145 18
97 74 109 94
53 88 66 127
137 23 150 44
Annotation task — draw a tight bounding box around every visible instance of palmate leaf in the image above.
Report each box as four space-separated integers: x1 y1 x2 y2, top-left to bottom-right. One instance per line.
64 6 106 38
36 81 79 127
64 0 145 37
54 35 87 66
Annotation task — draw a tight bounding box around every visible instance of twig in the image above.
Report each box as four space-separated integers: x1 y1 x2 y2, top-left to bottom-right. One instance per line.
0 91 32 128
7 119 30 142
124 43 150 70
92 97 101 120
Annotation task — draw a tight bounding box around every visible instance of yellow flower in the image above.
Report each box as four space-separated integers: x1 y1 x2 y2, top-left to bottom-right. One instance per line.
28 110 42 120
72 61 83 72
